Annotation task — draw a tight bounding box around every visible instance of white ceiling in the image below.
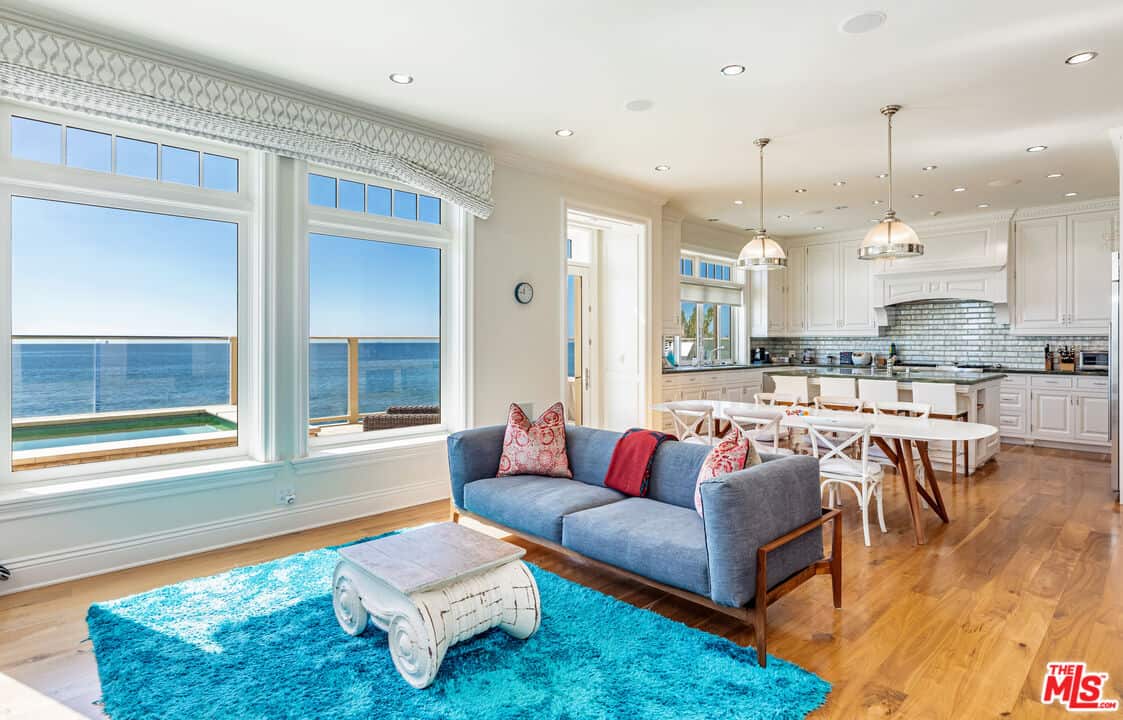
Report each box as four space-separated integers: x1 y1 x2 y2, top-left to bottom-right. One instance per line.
17 0 1123 236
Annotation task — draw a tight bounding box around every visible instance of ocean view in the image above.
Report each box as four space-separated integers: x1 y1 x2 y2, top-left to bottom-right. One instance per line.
12 340 440 421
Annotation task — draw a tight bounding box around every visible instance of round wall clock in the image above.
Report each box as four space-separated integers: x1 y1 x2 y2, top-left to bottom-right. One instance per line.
514 282 534 304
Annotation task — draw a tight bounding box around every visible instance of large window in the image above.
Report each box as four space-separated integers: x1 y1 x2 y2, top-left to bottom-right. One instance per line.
306 169 449 441
4 108 249 473
679 302 736 365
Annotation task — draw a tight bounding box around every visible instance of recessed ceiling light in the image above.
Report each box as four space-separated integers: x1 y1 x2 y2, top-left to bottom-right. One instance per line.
707 217 719 222
554 129 574 137
953 186 967 192
876 172 889 179
870 218 880 223
912 193 924 199
389 73 414 85
922 165 938 171
814 225 825 231
872 199 882 205
834 205 848 210
1047 173 1063 179
977 203 990 208
930 210 942 216
1065 51 1098 65
778 214 791 221
1065 192 1079 197
841 11 887 34
1026 145 1048 153
654 164 671 172
833 180 846 187
720 64 746 76
794 188 807 193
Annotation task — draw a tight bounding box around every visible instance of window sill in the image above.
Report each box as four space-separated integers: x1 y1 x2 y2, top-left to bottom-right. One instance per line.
0 457 283 518
295 430 448 474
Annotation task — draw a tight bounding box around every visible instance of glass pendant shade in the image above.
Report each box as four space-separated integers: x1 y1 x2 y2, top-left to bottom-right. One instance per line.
738 137 787 270
858 104 923 260
858 215 923 259
738 232 787 269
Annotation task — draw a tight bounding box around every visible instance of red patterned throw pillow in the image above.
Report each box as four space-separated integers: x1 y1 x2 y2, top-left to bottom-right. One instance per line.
497 402 572 478
693 426 762 516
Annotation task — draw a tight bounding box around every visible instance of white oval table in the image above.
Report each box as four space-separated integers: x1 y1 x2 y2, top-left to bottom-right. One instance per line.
652 400 999 545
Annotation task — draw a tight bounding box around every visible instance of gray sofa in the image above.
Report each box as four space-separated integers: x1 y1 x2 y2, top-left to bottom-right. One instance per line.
447 424 841 665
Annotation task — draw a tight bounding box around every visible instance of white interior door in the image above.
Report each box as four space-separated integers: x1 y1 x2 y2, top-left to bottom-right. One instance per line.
566 267 595 424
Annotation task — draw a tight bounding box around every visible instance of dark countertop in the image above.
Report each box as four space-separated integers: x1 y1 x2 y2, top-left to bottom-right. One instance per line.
761 367 1006 385
663 362 1108 377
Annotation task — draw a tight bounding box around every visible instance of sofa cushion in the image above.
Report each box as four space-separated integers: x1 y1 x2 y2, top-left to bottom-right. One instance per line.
562 498 709 597
645 440 710 509
565 425 623 487
463 475 625 543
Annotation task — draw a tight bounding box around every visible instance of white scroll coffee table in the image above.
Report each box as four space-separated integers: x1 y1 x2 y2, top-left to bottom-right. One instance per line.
332 522 541 688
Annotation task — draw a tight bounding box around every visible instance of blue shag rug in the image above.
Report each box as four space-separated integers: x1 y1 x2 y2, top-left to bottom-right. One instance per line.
87 532 830 719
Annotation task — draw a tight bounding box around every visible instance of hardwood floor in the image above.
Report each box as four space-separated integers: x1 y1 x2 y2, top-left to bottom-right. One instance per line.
1 444 1119 719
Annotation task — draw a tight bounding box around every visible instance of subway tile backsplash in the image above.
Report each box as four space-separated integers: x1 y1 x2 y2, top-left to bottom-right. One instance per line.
757 300 1107 369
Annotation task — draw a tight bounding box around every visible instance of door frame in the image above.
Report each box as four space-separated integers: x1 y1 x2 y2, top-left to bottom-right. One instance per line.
566 262 597 425
560 201 652 430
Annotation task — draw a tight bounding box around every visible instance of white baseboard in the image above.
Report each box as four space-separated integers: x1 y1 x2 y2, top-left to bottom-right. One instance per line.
0 478 449 596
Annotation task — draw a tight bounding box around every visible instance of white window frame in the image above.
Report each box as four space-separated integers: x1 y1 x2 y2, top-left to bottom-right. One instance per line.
679 248 746 365
302 163 467 452
0 101 263 486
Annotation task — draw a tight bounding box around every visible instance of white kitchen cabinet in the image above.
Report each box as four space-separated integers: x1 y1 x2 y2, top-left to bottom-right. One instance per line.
804 243 838 333
1014 217 1068 332
998 376 1028 439
784 247 805 335
767 271 787 335
1068 211 1116 332
839 239 876 333
661 213 684 335
1074 392 1111 445
1030 389 1074 442
1013 209 1117 335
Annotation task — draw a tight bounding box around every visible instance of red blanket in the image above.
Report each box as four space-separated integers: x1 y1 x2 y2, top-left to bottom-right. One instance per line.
603 428 677 497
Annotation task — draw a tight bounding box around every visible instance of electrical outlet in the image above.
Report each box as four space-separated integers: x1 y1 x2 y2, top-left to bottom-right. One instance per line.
276 487 296 506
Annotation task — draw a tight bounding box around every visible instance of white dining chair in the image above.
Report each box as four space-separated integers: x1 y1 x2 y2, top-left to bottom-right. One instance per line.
858 378 898 409
726 408 794 456
818 377 857 398
753 392 799 407
814 396 864 412
911 383 969 480
664 401 716 446
771 375 810 404
806 416 886 547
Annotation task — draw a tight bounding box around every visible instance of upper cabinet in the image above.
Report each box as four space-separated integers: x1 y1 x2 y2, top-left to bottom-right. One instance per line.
1012 208 1117 335
751 236 876 338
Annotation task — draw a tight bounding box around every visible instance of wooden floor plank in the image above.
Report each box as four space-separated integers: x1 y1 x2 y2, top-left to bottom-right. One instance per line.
0 444 1118 719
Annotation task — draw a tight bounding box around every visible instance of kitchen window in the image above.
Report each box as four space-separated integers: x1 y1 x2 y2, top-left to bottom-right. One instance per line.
680 301 737 365
678 251 744 365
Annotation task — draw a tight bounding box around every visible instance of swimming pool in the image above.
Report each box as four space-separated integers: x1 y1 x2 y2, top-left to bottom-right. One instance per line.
12 412 237 452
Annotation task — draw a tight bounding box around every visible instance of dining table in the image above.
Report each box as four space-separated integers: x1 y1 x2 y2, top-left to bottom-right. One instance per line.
650 400 1000 545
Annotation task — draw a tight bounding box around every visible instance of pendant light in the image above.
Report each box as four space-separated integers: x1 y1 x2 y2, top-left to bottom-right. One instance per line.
858 105 923 260
737 138 787 270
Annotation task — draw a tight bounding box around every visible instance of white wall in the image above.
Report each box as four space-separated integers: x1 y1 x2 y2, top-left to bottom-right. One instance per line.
471 157 665 427
0 154 667 596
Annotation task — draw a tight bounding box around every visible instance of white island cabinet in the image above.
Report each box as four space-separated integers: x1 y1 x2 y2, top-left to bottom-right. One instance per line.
660 368 766 432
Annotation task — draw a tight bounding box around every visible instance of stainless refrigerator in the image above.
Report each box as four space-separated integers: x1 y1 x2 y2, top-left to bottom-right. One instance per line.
1113 251 1121 497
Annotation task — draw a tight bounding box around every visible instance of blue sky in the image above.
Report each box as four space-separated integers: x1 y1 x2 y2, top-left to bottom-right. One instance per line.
12 198 440 338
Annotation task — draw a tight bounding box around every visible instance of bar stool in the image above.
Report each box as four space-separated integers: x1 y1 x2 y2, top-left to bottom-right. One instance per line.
858 378 899 407
912 383 970 480
818 377 857 398
772 375 811 404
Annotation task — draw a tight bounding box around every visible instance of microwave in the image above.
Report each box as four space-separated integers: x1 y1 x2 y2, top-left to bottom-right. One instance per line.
1079 351 1109 370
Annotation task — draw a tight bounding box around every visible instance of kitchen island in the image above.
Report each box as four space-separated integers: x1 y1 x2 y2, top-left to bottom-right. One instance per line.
763 366 1004 474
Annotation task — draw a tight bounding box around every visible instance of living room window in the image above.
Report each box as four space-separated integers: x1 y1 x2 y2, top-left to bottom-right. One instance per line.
1 105 256 476
305 167 454 445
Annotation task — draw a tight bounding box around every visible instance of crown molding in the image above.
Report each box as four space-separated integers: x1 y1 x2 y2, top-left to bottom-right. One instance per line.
0 3 489 153
1012 196 1118 220
490 148 667 208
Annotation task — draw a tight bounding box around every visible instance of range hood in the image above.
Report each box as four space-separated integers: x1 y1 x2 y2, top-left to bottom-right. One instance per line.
869 212 1013 326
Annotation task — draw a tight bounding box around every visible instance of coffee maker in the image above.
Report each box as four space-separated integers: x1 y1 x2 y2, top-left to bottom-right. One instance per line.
752 347 770 364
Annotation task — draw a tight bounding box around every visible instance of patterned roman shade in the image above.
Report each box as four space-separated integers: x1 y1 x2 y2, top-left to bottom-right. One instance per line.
0 18 494 218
